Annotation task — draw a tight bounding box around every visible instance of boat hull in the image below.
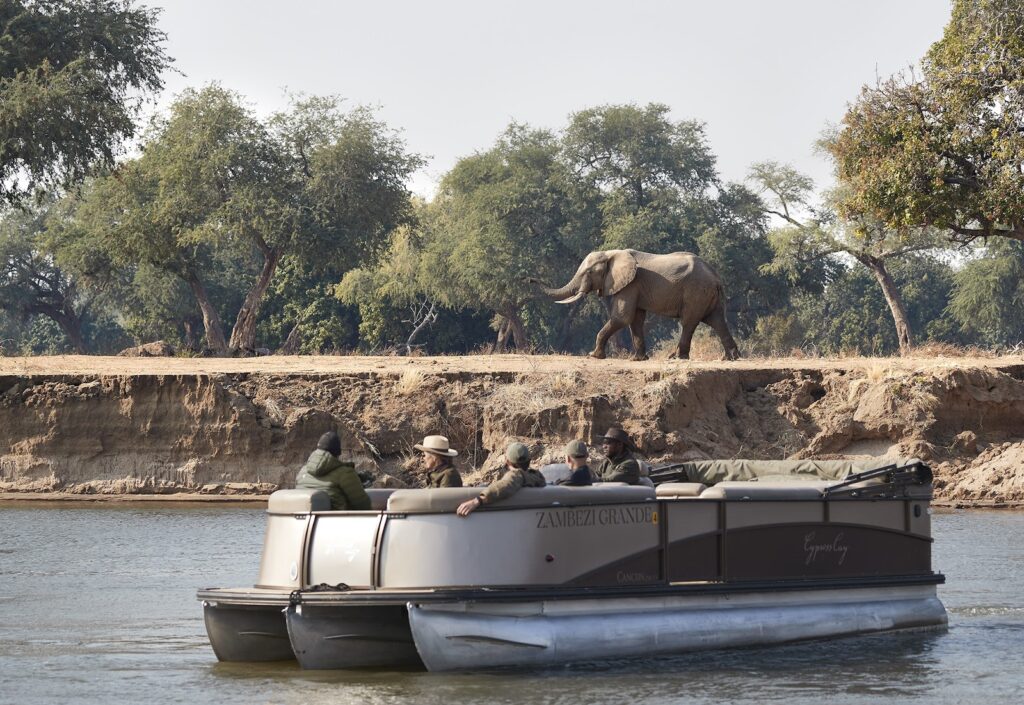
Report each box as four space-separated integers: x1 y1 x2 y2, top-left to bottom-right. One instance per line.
202 603 294 662
407 585 948 671
285 603 422 669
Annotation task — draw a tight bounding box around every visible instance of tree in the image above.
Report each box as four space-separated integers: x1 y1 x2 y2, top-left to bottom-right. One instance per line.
948 239 1024 346
830 0 1024 244
561 103 717 254
797 255 960 356
64 88 422 354
752 161 946 354
0 0 170 204
424 124 592 351
0 201 90 351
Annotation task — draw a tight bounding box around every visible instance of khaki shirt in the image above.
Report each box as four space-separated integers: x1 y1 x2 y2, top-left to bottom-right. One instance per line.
427 464 462 488
480 466 546 504
594 450 641 485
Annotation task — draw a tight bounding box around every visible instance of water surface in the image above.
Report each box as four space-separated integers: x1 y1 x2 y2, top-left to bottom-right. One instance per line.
1 505 1022 704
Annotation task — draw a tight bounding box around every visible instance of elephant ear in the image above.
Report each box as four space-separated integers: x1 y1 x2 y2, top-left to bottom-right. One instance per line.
603 251 638 296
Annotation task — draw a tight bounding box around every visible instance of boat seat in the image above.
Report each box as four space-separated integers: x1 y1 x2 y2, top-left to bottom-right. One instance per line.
267 489 331 513
655 482 707 498
366 488 397 510
699 482 826 500
386 485 656 513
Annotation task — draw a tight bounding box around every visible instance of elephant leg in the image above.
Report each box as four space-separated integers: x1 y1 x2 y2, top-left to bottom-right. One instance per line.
704 306 741 360
591 319 629 359
670 310 703 360
629 309 648 361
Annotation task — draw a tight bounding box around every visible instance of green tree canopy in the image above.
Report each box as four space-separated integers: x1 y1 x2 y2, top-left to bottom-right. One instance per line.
830 0 1024 244
0 0 170 204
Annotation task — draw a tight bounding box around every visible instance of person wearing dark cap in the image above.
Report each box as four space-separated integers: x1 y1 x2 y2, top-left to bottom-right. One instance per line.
456 441 546 516
295 431 371 510
594 426 641 485
558 440 594 486
414 435 463 488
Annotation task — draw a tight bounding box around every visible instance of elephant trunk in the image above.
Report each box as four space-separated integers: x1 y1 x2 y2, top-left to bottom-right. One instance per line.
537 271 588 302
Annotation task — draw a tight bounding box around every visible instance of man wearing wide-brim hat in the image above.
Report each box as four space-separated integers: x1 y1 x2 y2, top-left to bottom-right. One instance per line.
414 435 463 488
594 426 641 485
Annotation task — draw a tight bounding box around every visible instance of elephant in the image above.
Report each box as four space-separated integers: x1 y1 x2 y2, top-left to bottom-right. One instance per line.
532 249 740 361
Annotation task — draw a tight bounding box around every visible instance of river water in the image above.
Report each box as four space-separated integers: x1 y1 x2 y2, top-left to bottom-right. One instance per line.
1 505 1022 705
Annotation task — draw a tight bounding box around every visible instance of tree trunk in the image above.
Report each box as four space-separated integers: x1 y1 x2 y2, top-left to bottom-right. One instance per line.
859 254 914 355
492 317 511 353
508 309 528 351
404 300 438 355
53 309 87 354
184 271 228 354
280 321 303 354
229 246 282 353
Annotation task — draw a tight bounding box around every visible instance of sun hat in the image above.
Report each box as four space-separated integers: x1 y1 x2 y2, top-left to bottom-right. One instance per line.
414 435 458 457
600 426 633 448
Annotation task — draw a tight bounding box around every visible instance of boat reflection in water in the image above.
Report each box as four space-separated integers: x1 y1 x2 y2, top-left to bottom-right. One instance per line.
197 458 946 671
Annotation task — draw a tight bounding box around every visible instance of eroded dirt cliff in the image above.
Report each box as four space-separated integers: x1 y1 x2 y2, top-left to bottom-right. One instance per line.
1 355 1022 506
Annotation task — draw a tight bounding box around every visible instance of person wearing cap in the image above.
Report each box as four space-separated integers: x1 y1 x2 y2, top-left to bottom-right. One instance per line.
558 439 594 486
594 426 641 485
456 441 546 516
414 435 463 488
295 431 372 510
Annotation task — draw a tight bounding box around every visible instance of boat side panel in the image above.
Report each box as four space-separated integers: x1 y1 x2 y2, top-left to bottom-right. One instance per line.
378 504 659 588
664 501 719 581
829 501 905 532
725 523 932 580
727 501 824 529
307 514 382 588
256 514 311 589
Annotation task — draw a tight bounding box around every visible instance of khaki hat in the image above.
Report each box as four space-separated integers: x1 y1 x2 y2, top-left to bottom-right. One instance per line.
505 441 530 465
565 440 588 458
414 435 458 457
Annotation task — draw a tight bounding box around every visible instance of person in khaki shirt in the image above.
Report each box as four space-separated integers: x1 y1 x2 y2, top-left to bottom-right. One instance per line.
414 435 462 488
457 442 545 516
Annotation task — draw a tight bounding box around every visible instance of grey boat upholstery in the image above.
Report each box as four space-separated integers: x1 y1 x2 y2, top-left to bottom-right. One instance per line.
655 482 707 497
699 481 828 500
677 458 922 485
366 489 397 510
267 488 331 513
387 485 656 513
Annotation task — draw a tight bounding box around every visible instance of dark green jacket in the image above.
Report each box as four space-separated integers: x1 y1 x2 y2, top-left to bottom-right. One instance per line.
427 464 462 488
594 450 641 485
480 466 546 504
295 449 371 511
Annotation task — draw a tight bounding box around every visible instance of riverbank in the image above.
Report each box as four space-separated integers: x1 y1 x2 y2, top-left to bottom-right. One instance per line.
2 354 1023 507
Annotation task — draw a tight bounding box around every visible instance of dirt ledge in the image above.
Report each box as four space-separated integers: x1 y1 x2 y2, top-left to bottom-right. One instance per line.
2 355 1023 507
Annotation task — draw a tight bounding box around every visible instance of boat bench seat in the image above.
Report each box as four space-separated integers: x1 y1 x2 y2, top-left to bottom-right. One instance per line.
366 488 397 510
267 489 331 513
655 482 707 498
699 481 827 499
387 485 656 513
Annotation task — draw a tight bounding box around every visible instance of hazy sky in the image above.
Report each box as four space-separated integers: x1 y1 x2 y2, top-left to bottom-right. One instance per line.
152 0 953 197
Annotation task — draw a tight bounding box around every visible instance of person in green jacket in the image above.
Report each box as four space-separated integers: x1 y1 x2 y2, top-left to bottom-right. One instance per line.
594 426 641 485
456 442 545 517
295 431 371 511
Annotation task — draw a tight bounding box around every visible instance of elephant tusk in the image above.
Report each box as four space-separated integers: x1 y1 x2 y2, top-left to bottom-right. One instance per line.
556 291 587 304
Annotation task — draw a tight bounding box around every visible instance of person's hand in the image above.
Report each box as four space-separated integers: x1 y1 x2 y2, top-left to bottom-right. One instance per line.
457 497 482 517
